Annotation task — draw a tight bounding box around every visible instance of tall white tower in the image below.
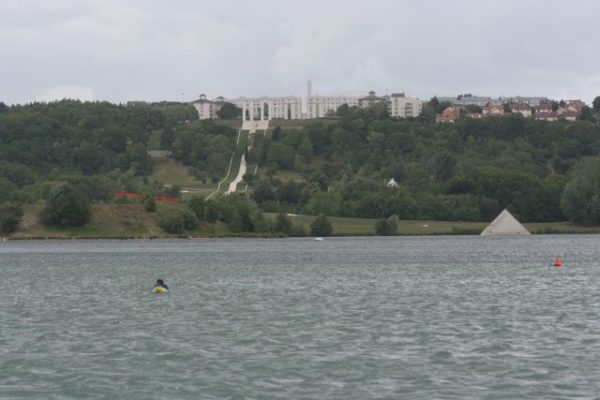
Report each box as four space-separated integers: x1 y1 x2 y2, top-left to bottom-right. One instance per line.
304 79 313 116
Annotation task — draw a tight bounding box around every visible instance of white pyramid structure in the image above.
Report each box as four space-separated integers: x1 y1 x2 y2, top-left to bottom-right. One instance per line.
480 209 531 236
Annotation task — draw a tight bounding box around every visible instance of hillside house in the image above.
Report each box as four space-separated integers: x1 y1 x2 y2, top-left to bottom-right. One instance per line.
509 103 532 117
436 106 461 123
535 111 558 121
483 105 504 116
534 104 554 114
559 110 578 121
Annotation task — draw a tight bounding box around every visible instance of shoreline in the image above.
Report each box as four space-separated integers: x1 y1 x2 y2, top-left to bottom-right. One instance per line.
10 204 600 240
6 229 600 241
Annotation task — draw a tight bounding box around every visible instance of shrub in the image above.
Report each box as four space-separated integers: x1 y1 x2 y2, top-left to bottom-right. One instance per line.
158 209 198 234
143 196 157 212
274 212 292 234
40 183 91 227
180 209 199 230
158 213 185 234
310 214 333 237
375 215 399 236
188 196 206 220
0 203 24 235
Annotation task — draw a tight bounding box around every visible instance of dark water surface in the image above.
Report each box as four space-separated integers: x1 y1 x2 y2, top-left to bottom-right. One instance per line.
1 236 600 399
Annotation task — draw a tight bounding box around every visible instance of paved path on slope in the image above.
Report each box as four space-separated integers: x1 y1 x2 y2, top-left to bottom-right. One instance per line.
226 153 247 194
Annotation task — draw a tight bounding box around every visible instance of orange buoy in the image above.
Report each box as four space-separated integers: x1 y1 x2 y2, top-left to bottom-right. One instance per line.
552 257 562 267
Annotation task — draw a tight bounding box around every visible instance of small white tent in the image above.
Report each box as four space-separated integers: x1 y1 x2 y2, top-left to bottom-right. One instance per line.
386 178 399 188
480 209 531 236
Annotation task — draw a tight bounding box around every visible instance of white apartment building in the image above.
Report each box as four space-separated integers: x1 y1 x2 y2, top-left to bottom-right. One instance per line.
306 91 421 119
192 94 224 119
306 95 359 118
437 95 496 107
193 90 422 120
231 96 303 121
389 93 422 118
438 94 550 108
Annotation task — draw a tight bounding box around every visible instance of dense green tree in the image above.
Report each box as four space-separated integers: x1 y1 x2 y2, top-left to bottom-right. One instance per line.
180 209 199 230
158 209 198 233
40 183 91 227
267 142 295 170
0 178 18 202
593 96 600 112
561 157 600 225
158 213 185 233
428 97 453 114
0 162 37 187
233 203 255 232
187 196 206 220
165 185 182 198
0 203 23 234
427 151 455 182
160 127 175 149
216 102 242 119
274 212 292 234
67 175 118 202
579 106 595 122
418 104 436 123
310 214 333 237
242 173 255 186
143 196 157 212
205 200 219 223
375 215 399 236
271 126 284 141
305 192 341 216
127 143 153 176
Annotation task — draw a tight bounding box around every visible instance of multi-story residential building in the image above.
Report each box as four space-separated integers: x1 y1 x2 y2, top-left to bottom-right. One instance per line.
191 94 224 119
358 91 387 108
306 95 359 118
193 90 422 120
499 96 549 106
438 95 496 107
231 96 303 121
438 94 550 108
389 93 422 118
193 95 302 121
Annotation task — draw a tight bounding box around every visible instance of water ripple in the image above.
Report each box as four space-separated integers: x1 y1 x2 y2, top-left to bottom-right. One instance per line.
1 236 600 399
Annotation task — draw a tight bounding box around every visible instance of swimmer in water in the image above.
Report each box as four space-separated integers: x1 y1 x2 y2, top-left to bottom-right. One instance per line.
153 278 169 290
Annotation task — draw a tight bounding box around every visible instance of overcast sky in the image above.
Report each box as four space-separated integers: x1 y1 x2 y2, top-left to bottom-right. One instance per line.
1 0 599 104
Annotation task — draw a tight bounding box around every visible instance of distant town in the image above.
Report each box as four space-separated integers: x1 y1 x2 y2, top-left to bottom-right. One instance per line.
191 87 588 123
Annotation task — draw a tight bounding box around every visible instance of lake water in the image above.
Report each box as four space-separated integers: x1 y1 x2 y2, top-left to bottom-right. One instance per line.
1 236 600 399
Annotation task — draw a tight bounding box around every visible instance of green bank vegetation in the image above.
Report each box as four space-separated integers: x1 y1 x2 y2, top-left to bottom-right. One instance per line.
2 97 600 238
10 203 600 239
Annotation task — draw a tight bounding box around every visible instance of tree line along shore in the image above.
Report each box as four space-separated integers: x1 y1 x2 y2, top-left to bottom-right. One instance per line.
1 98 600 238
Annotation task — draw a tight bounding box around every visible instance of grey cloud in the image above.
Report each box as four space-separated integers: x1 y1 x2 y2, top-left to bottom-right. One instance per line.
1 0 599 104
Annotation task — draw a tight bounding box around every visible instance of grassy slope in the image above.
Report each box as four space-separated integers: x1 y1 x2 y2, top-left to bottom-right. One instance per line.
16 204 173 239
151 158 212 189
